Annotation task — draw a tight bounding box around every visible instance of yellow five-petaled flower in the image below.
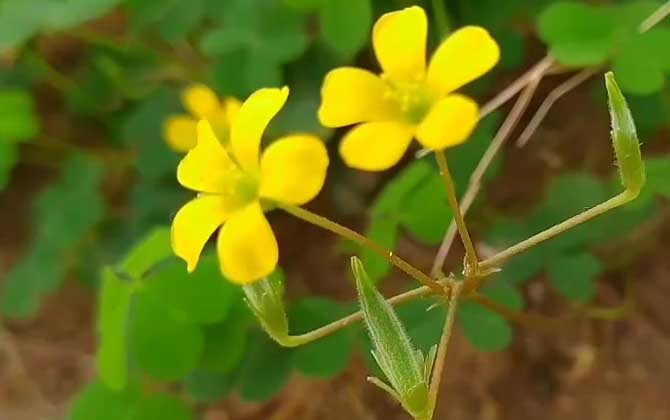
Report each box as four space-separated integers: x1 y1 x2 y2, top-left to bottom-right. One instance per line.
163 84 241 152
171 87 329 284
318 6 500 171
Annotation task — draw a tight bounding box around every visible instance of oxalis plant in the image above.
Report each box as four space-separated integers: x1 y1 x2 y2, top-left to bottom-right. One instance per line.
161 7 646 420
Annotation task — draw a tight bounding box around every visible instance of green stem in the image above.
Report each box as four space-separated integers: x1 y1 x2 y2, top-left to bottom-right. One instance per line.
280 284 435 347
434 150 479 275
427 280 463 418
479 191 636 271
280 204 444 294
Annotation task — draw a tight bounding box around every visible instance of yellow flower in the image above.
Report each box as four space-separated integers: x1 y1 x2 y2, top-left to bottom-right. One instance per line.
318 6 500 171
171 87 329 284
163 84 242 152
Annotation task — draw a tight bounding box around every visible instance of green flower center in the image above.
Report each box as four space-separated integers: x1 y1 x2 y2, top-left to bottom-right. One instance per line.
234 171 260 206
383 76 435 125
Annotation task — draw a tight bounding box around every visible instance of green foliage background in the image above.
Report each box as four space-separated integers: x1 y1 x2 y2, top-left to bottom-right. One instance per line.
0 0 668 417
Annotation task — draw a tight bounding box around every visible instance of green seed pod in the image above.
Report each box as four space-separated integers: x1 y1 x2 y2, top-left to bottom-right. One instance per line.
605 71 645 196
243 273 289 343
352 257 430 420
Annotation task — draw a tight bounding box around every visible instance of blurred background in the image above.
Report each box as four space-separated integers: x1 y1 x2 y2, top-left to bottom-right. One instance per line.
1 0 669 419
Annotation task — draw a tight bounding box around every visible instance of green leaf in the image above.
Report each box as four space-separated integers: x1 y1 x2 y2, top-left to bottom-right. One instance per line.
399 171 451 245
69 382 138 420
360 217 398 283
212 50 282 98
458 301 512 352
158 0 205 44
538 2 617 66
144 255 241 325
237 331 293 402
547 253 602 303
97 268 134 391
0 88 39 141
183 371 234 402
645 157 670 198
129 292 204 381
290 298 358 378
1 155 104 317
120 227 172 279
320 0 372 57
130 394 192 420
612 28 670 95
198 301 249 373
0 0 121 51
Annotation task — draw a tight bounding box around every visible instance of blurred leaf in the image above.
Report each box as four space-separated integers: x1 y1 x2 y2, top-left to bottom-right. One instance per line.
458 301 512 352
198 300 249 373
284 0 324 12
97 268 134 391
361 216 399 283
290 298 358 378
482 280 524 311
129 292 204 381
538 2 617 66
69 382 138 420
1 155 104 318
397 298 444 353
320 0 372 57
183 371 234 402
547 253 602 303
120 227 172 279
612 28 670 95
237 331 293 402
144 255 241 325
0 89 39 141
158 0 205 43
399 171 451 244
645 157 670 198
130 394 192 420
0 0 121 51
212 50 282 98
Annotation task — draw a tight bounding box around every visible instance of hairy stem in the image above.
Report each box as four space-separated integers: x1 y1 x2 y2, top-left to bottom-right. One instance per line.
427 281 463 417
479 191 636 271
280 204 444 294
435 150 479 275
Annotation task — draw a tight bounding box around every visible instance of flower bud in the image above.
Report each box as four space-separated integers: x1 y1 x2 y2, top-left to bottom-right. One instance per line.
605 71 645 196
243 272 289 344
352 257 431 420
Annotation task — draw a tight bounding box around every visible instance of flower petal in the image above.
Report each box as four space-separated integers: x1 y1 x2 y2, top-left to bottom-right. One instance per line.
182 84 220 119
172 194 235 273
427 26 500 95
416 94 479 150
217 202 278 284
224 97 242 124
231 87 289 171
177 120 240 194
373 6 427 81
339 122 414 171
318 67 399 127
164 115 198 152
259 135 329 205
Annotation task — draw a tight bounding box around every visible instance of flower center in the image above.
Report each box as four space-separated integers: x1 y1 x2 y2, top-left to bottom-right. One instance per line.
233 171 260 206
383 76 436 125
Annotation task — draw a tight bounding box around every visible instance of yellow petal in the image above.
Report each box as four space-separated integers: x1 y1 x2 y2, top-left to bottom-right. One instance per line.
177 120 240 194
318 67 399 127
339 122 414 171
217 202 278 284
416 94 479 150
259 135 329 205
171 194 234 273
224 97 242 125
427 26 500 95
163 115 198 152
231 87 289 171
182 84 220 119
373 6 427 81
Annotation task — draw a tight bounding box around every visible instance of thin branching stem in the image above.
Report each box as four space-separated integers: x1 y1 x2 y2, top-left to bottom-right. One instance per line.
479 191 636 271
280 205 444 294
435 151 479 274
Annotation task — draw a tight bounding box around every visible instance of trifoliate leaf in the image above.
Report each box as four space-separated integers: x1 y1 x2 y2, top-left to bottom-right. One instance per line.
237 331 293 402
129 394 192 420
458 301 512 352
320 0 372 57
69 382 138 420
